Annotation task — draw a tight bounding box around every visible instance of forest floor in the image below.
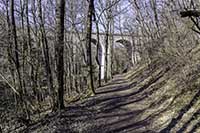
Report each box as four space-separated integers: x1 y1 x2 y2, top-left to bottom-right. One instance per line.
3 56 200 132
19 57 200 133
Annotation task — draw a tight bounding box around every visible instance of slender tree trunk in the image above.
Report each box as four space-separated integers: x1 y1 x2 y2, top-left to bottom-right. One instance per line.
20 0 27 98
6 0 17 107
105 22 109 82
55 0 65 110
86 0 95 94
31 0 42 103
10 0 30 119
105 22 112 82
38 0 55 109
25 0 34 89
94 11 101 87
10 0 23 105
105 0 113 82
110 19 114 76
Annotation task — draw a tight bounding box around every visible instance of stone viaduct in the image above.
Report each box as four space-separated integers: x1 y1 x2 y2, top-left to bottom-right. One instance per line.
64 32 141 80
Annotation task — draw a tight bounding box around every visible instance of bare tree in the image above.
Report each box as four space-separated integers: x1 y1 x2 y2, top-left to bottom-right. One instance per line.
55 0 66 109
10 0 30 119
86 0 95 94
38 0 55 109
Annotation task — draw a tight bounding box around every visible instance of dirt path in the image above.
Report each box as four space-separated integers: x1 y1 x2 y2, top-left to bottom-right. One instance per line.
24 61 200 133
24 63 171 133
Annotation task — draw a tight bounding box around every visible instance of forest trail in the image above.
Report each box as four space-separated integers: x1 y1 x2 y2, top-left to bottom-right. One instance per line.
4 58 200 133
2 0 200 133
24 59 200 133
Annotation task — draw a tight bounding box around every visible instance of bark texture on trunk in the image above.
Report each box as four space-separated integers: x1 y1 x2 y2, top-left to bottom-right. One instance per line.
55 0 66 109
86 0 95 94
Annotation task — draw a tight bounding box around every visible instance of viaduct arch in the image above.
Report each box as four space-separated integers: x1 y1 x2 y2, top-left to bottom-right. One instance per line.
61 32 141 80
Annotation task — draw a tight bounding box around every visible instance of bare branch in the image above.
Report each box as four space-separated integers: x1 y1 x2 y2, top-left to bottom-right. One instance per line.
0 72 20 96
180 10 200 17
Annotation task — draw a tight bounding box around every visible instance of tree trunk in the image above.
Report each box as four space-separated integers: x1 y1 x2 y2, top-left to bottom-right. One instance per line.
105 0 113 82
10 0 30 119
10 0 23 105
86 0 95 94
94 14 101 87
105 22 109 83
55 0 65 110
25 0 34 90
38 0 55 109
